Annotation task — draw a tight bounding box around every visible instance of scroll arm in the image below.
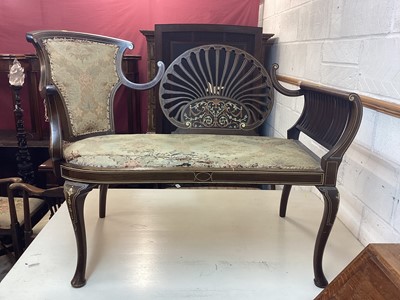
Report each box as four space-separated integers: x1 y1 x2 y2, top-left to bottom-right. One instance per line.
120 61 165 91
270 63 303 97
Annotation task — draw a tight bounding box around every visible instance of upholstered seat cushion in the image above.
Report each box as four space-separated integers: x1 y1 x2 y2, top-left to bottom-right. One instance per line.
63 134 321 171
0 197 45 227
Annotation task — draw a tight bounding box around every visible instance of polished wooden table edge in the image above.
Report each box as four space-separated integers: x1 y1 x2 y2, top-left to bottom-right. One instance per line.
315 243 400 299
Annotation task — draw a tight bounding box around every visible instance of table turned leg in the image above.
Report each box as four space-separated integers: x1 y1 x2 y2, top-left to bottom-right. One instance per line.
64 181 95 288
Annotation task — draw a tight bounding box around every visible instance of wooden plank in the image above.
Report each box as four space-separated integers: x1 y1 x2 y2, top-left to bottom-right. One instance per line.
276 74 400 119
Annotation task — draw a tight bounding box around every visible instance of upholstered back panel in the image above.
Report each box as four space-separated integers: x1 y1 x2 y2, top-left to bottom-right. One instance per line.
43 38 119 137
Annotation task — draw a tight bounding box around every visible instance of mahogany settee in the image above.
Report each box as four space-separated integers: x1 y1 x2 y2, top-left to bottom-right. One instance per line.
25 30 363 288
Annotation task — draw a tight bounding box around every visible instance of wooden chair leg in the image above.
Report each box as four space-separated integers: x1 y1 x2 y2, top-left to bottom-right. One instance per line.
279 184 292 217
313 186 339 288
64 180 95 288
99 184 108 218
11 226 23 259
22 192 34 248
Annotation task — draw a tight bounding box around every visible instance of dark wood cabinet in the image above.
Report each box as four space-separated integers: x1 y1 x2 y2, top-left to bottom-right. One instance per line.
315 244 400 299
141 24 274 133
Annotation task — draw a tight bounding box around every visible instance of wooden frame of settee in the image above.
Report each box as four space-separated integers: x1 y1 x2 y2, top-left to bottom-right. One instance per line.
25 30 363 289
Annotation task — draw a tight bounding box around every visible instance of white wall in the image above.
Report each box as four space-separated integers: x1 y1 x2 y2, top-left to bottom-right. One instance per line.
261 0 400 245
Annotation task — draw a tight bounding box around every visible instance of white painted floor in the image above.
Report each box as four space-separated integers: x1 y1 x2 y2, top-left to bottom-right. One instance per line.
0 189 363 299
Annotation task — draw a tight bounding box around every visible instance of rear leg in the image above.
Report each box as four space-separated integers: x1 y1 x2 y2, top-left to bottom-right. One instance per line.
279 184 292 217
99 184 109 218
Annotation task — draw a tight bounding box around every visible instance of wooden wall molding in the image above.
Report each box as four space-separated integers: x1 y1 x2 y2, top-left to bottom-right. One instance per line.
276 75 400 119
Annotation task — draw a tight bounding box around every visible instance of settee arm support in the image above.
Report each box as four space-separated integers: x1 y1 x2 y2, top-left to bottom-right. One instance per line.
120 61 165 90
270 67 363 179
44 85 63 183
0 177 23 185
9 182 64 198
270 64 303 97
318 92 363 186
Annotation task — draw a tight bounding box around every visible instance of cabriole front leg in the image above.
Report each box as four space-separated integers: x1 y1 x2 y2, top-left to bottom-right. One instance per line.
313 186 339 288
64 180 95 288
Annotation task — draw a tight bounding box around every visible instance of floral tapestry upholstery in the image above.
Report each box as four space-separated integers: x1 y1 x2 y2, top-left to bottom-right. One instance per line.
63 134 322 170
43 38 119 137
0 197 45 228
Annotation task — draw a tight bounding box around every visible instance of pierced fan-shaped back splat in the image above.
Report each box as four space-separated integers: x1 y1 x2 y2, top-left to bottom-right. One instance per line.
159 44 274 133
